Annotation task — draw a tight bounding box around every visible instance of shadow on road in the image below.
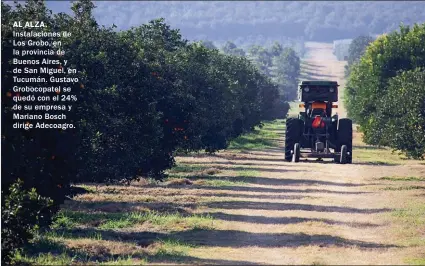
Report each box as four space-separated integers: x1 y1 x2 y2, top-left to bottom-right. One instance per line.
55 228 399 250
206 212 382 228
205 200 391 214
185 175 365 187
26 230 259 265
197 192 307 200
352 162 399 166
175 185 371 195
64 199 196 214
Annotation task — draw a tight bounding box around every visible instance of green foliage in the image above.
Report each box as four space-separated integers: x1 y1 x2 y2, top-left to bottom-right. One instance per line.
344 35 374 77
1 180 53 264
346 36 375 66
273 47 301 101
70 15 184 182
377 69 425 158
248 45 273 76
346 24 425 159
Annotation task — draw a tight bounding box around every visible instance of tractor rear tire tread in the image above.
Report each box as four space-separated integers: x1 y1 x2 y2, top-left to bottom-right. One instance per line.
293 143 300 162
340 145 348 164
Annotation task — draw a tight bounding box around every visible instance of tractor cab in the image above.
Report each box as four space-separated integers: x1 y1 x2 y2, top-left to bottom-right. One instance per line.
298 80 338 116
298 81 339 135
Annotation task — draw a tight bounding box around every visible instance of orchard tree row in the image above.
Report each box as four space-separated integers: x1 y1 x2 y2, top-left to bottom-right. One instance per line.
345 24 425 159
1 0 289 263
344 35 374 77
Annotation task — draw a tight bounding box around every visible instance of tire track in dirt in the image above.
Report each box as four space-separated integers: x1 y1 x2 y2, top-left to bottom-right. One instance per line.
172 42 425 265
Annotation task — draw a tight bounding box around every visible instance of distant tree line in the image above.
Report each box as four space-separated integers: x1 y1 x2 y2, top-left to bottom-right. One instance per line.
1 0 289 263
46 1 425 44
345 24 425 159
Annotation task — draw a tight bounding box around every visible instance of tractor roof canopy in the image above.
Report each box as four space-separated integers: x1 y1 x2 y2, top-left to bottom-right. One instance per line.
299 80 339 87
298 80 339 103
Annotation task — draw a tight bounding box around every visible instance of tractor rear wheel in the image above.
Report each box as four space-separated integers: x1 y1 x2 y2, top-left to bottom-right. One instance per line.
338 118 353 164
285 118 303 161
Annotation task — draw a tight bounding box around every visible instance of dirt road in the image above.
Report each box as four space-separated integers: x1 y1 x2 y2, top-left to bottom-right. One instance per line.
299 42 348 118
34 42 424 265
174 139 424 265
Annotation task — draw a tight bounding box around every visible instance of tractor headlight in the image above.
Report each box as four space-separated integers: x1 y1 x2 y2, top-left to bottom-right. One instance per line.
329 87 335 92
304 87 310 92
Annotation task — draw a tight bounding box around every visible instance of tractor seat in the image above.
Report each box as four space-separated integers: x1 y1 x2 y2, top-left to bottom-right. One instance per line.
311 108 326 117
